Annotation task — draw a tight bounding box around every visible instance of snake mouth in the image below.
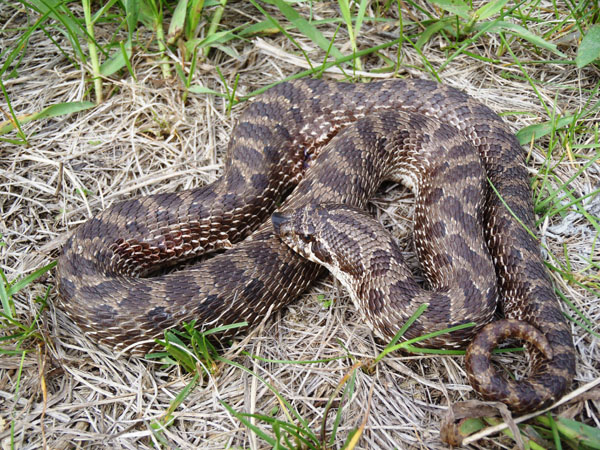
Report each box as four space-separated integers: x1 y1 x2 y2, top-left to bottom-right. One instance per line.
271 212 290 236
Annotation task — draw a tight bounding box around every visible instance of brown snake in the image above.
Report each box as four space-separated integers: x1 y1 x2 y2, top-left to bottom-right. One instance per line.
57 78 575 412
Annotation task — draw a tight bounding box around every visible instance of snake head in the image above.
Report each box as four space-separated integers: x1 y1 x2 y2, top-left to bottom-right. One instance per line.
271 207 332 266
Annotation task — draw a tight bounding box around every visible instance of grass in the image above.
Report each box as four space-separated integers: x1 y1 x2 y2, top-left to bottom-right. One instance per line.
0 0 599 448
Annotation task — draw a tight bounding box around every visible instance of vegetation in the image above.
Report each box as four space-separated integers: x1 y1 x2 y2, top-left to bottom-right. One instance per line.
1 0 599 448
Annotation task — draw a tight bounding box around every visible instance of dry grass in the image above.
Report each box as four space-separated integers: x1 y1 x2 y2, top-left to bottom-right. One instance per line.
1 1 599 449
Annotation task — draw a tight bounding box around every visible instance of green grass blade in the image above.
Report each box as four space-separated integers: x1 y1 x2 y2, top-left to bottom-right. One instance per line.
475 20 566 57
218 357 319 442
240 37 402 100
7 261 57 298
167 0 188 44
427 0 470 19
516 115 577 145
474 0 509 21
576 23 600 68
269 0 343 60
0 102 95 135
0 270 11 319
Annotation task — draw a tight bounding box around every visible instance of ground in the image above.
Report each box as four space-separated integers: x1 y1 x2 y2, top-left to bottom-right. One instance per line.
0 1 599 449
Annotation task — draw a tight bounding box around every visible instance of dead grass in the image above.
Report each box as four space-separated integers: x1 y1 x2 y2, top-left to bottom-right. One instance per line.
1 1 599 449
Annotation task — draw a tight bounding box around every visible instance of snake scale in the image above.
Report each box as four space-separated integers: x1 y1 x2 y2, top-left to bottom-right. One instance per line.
57 78 575 412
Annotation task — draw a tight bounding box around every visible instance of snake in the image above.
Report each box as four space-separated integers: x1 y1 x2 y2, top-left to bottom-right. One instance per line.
56 78 575 413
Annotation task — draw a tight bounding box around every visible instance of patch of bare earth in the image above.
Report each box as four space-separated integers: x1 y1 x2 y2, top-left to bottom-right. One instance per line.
0 1 598 449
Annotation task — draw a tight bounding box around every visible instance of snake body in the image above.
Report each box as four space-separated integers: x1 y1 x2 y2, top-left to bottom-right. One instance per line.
57 79 575 412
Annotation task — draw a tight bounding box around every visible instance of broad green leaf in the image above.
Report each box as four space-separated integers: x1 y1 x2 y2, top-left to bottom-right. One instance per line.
125 0 140 28
576 24 600 68
556 417 600 447
0 102 95 135
474 0 508 21
426 0 470 20
167 0 188 44
100 44 132 76
459 418 486 435
516 115 575 145
477 20 566 57
416 19 451 49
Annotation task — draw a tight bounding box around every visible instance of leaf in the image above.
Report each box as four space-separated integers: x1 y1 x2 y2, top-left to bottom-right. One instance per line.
441 401 524 449
27 0 84 38
416 19 451 49
474 0 508 21
516 115 576 145
125 0 140 45
7 261 57 297
239 20 280 37
26 0 86 59
426 0 470 20
212 43 242 61
0 102 95 135
186 0 205 40
167 0 188 44
477 20 566 57
555 417 600 448
100 44 132 76
267 0 344 59
576 24 600 68
185 29 236 54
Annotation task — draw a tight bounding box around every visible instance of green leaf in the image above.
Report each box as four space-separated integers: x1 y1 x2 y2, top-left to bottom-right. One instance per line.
7 261 57 298
212 43 241 61
165 373 199 418
136 0 159 28
167 0 188 44
186 0 205 40
27 0 84 38
353 0 368 39
477 20 566 57
516 115 576 145
27 0 86 59
0 102 95 135
185 29 236 54
100 44 132 76
459 417 486 435
556 417 600 448
416 19 451 49
125 0 140 46
239 20 280 37
426 0 470 20
576 24 600 68
267 0 344 59
474 0 508 21
0 269 11 319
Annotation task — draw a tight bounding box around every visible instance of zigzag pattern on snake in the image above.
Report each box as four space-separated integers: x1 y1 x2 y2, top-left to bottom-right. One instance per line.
56 78 575 412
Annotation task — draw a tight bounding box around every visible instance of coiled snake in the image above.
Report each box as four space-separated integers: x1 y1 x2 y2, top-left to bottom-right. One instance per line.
57 78 575 413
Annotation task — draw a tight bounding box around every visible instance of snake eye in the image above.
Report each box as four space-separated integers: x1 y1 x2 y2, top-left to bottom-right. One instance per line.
300 233 311 243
